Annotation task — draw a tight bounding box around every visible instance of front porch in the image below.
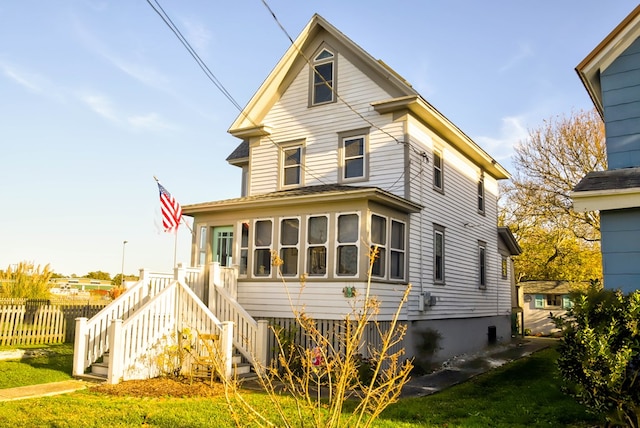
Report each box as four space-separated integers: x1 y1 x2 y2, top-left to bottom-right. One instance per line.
72 263 268 384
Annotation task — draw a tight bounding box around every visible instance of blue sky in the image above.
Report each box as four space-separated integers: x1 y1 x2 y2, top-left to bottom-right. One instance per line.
1 1 636 277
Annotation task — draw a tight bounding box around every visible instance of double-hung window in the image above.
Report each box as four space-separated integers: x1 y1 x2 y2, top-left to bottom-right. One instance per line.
240 222 249 275
433 149 443 191
434 225 445 283
198 225 207 266
307 215 328 276
339 129 369 182
478 241 487 289
311 49 335 105
477 173 485 214
337 213 359 276
254 219 273 277
390 220 405 280
279 218 299 276
282 145 303 187
370 215 386 277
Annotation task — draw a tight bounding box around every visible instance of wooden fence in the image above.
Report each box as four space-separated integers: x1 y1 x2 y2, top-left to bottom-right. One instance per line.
0 302 107 346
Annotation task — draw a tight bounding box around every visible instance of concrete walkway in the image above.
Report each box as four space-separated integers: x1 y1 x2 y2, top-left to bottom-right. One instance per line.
0 380 89 402
0 337 553 402
401 336 553 397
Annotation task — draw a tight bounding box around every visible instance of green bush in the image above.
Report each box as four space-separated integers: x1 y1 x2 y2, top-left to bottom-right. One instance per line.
556 285 640 427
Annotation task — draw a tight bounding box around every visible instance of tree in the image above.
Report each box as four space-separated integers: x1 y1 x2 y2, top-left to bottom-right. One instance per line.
85 271 111 281
501 109 606 281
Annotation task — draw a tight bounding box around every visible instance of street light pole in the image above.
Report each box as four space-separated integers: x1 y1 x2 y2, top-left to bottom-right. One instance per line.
121 240 128 287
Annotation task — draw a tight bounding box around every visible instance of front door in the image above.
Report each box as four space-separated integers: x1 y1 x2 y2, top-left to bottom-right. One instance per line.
212 226 234 267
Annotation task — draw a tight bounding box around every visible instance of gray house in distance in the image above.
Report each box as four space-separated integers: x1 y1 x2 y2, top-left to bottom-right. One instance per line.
573 5 640 293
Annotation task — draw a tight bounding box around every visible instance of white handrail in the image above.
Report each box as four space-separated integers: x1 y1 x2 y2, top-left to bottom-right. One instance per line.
210 269 268 367
72 267 197 377
107 280 231 384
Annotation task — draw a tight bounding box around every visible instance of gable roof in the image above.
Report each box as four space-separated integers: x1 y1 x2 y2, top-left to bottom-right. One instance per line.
227 14 509 180
576 5 640 117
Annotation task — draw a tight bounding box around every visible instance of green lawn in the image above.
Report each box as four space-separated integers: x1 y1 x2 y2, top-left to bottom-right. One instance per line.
0 345 603 427
0 343 74 389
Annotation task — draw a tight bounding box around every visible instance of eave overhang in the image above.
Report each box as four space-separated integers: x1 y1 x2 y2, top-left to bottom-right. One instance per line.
498 226 522 256
372 95 510 180
572 187 640 212
229 125 272 139
576 5 640 118
182 185 423 216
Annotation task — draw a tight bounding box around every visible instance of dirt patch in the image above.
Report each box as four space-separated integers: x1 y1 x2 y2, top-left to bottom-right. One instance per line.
91 377 225 398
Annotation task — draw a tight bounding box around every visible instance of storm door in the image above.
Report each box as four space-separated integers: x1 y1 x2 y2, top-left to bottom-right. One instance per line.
212 226 234 267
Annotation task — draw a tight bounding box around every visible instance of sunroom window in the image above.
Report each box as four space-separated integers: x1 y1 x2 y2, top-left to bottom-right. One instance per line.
390 220 405 280
370 215 386 277
254 220 272 277
307 215 328 276
311 49 334 105
337 213 359 276
279 218 299 276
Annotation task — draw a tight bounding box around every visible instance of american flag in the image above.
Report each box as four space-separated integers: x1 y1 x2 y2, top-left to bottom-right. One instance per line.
157 182 182 232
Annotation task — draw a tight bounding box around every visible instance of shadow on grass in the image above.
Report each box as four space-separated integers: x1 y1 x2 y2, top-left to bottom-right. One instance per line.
376 347 604 427
0 343 74 388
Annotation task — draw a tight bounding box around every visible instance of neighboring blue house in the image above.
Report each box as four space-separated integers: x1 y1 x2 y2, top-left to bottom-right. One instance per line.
573 5 640 293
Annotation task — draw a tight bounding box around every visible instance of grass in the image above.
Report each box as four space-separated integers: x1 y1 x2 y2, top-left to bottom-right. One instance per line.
0 345 604 427
0 343 74 389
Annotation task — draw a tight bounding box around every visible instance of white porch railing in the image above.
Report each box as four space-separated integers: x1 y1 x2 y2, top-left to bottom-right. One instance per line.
73 262 267 383
208 263 268 368
73 265 205 378
108 280 233 384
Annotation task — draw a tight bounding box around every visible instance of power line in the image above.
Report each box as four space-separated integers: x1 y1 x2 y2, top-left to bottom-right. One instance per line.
259 0 431 194
145 0 329 185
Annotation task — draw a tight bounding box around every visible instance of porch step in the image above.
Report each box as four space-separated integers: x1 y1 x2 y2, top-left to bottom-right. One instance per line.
90 352 110 377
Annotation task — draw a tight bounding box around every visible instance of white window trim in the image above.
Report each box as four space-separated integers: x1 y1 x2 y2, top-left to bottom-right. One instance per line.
239 220 250 277
198 225 207 266
278 217 301 278
336 211 360 277
477 173 485 214
433 148 444 192
305 214 330 278
478 241 487 289
279 141 305 189
310 47 336 106
253 218 274 278
390 219 406 281
338 128 369 183
370 213 388 279
434 225 445 284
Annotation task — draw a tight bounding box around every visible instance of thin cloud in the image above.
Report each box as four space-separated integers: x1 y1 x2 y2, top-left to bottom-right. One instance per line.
128 113 176 132
78 92 119 123
180 18 212 54
1 62 44 93
498 42 534 73
475 115 529 163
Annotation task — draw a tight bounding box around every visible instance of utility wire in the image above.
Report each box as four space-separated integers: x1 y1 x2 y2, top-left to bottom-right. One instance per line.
259 0 430 192
145 0 329 185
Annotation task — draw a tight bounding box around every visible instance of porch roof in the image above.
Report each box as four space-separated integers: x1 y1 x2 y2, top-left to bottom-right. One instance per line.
182 184 423 215
519 280 578 295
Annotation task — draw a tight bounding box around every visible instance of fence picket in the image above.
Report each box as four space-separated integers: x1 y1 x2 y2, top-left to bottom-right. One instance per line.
0 303 106 346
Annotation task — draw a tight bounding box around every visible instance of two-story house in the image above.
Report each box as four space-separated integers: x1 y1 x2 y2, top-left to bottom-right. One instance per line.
183 14 519 362
573 5 640 293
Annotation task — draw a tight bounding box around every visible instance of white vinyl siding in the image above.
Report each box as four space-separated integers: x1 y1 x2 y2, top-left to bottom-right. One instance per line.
405 118 508 319
249 53 405 195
